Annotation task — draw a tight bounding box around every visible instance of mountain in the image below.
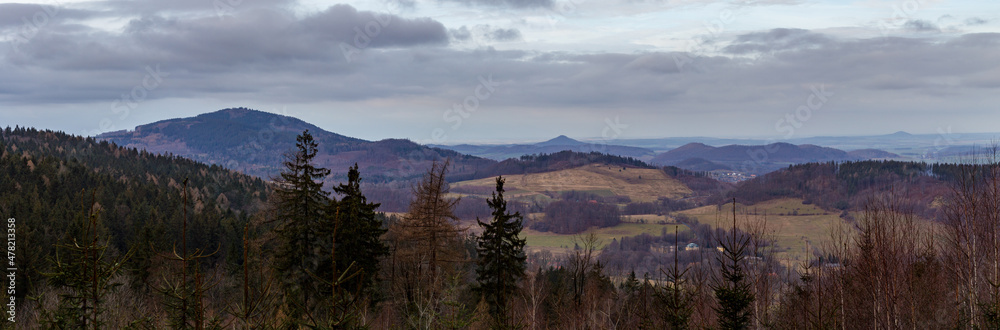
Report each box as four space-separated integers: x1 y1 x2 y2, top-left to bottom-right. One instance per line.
535 135 586 147
650 142 898 174
846 148 900 159
673 157 732 171
1 127 271 294
728 160 959 221
429 135 656 161
98 108 497 183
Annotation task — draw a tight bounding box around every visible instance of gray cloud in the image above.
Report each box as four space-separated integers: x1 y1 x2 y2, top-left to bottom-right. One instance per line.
442 0 553 9
5 4 448 71
966 17 992 26
723 28 831 55
451 25 522 43
92 0 298 16
3 4 1000 140
904 19 940 32
0 3 96 29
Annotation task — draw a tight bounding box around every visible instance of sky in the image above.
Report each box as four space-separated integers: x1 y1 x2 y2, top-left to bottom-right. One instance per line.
0 0 998 144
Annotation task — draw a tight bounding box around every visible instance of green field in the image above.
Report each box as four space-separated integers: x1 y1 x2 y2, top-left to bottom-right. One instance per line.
521 222 689 254
677 198 843 264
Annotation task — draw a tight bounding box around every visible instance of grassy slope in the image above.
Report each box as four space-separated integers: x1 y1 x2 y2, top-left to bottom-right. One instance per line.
521 223 690 255
677 198 842 264
451 163 692 203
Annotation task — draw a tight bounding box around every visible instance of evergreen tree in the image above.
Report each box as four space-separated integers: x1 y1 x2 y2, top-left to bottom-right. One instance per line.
713 199 754 330
331 163 389 295
475 176 527 327
273 130 331 321
42 191 133 329
660 226 692 330
156 178 221 329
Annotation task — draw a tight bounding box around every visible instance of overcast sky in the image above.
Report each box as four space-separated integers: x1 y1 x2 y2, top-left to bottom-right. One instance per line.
1 0 998 144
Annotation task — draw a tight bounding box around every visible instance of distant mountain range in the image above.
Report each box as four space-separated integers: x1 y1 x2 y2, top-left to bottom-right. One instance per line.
428 135 655 161
650 142 900 173
98 108 496 183
609 131 999 160
97 109 659 184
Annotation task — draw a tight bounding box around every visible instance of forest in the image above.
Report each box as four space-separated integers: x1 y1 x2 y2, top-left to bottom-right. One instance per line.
3 127 1000 329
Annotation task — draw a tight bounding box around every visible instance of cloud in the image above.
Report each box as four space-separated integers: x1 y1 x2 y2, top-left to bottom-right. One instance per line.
903 19 940 33
723 28 832 55
441 0 554 9
3 0 1000 142
4 4 448 71
0 3 96 29
92 0 299 16
965 17 992 26
450 25 522 43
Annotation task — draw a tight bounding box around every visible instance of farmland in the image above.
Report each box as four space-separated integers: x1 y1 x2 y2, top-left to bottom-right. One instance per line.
450 163 692 203
676 198 842 263
519 222 690 255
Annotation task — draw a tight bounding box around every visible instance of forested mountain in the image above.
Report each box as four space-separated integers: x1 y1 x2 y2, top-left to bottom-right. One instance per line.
429 135 656 161
0 127 269 313
727 160 963 220
97 108 497 183
651 142 899 173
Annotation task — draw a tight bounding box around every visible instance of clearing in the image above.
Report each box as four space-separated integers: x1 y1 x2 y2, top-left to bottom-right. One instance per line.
450 163 692 203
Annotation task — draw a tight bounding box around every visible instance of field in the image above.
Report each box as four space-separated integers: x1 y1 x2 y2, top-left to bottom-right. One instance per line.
450 163 692 203
520 222 689 255
676 198 843 264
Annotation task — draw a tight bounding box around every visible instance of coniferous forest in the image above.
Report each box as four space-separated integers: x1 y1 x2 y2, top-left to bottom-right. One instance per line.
4 126 1000 329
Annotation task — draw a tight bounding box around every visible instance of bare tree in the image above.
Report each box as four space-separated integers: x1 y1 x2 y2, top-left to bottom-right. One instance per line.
387 160 467 323
944 146 1000 327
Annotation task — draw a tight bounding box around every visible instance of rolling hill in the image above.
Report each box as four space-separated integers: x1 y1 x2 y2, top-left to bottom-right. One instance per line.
429 135 656 161
98 108 497 183
451 163 693 204
1 127 271 298
651 142 899 174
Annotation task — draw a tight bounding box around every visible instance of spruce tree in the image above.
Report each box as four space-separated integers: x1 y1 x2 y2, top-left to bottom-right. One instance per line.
713 199 754 330
660 226 692 330
273 130 331 321
475 176 527 327
331 163 389 295
43 190 133 329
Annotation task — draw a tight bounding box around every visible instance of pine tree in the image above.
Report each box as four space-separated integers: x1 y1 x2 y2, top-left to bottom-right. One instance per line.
156 178 220 329
42 190 133 329
273 130 331 322
660 226 692 330
713 199 754 330
331 163 388 295
475 176 527 327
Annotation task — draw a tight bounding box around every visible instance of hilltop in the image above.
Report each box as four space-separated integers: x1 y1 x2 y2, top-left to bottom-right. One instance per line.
1 127 271 298
651 142 899 174
98 108 496 183
429 135 655 161
451 163 692 204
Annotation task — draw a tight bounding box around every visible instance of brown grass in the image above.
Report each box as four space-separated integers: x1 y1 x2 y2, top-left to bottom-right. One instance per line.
451 163 692 203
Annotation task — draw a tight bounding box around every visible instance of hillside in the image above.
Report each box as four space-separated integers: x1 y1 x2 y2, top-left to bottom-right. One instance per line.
451 163 692 204
651 142 899 174
727 160 957 220
430 135 656 161
1 127 270 299
98 108 497 183
677 198 842 263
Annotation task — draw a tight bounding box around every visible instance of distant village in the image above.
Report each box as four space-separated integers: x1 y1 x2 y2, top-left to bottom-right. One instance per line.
707 170 757 183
